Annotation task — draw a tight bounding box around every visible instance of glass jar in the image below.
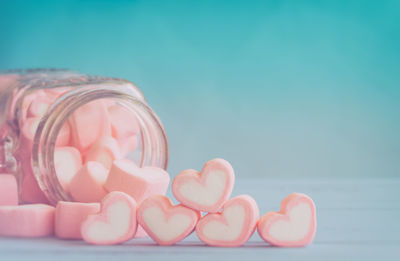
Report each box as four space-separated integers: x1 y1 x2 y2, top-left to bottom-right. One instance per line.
0 69 168 205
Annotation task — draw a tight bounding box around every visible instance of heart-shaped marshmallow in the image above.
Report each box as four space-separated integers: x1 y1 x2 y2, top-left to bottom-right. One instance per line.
257 193 316 247
196 195 259 247
84 136 122 169
68 100 111 153
20 90 45 122
108 105 140 156
55 121 71 147
137 195 200 245
172 158 234 212
54 146 82 192
81 191 138 245
26 95 52 118
108 105 139 141
119 134 138 156
104 159 170 204
69 162 108 203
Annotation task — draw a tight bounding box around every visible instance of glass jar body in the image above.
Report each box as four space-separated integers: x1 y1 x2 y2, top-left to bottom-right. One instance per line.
0 69 168 205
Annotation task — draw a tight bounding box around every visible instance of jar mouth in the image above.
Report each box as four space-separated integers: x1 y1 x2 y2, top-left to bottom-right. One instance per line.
31 81 168 205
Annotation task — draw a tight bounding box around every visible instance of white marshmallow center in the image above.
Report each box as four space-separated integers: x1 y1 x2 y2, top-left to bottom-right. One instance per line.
179 170 226 206
87 201 131 241
142 206 192 241
96 151 113 169
54 150 80 184
37 102 49 116
202 204 245 241
269 203 312 241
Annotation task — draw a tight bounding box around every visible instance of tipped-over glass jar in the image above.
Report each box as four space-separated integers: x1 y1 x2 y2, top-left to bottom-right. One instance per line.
0 69 168 205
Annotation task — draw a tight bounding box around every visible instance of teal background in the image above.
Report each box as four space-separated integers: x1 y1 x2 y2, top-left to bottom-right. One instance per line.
1 0 399 179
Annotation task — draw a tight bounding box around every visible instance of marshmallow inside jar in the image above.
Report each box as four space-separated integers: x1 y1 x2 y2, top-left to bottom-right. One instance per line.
24 77 169 207
55 98 145 202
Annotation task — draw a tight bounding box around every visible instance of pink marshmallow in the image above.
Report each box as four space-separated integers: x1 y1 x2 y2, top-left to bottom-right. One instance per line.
119 134 139 156
26 95 52 118
20 91 47 122
69 162 108 203
0 204 55 237
84 137 122 169
55 201 100 239
24 104 70 149
196 195 259 247
21 117 40 140
68 100 111 153
0 174 18 206
81 191 138 245
137 195 200 245
104 159 170 204
257 193 317 247
108 105 140 141
55 121 71 147
54 147 82 191
172 158 235 213
108 105 140 156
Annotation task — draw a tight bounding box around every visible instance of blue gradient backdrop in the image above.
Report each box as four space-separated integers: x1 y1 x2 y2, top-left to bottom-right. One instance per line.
1 0 399 179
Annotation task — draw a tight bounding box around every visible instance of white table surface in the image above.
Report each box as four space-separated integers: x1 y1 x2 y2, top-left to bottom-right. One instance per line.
1 178 399 261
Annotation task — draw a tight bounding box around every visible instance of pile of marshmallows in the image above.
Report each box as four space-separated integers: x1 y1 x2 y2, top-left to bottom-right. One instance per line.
17 87 143 203
0 158 317 247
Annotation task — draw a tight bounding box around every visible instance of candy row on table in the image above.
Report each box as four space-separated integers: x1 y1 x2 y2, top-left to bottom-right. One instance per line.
0 158 316 247
16 87 141 203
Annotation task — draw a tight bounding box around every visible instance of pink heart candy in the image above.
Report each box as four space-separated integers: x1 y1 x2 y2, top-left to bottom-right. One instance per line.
55 121 71 147
108 105 140 141
196 195 259 247
104 159 170 204
119 134 138 156
84 136 122 169
172 158 234 212
20 90 47 122
137 195 200 246
257 193 317 247
68 100 111 153
81 191 138 245
54 146 82 192
108 105 140 156
26 95 52 118
69 162 108 203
